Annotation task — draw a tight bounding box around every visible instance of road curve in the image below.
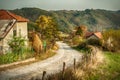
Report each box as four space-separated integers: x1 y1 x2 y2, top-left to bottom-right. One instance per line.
0 42 82 80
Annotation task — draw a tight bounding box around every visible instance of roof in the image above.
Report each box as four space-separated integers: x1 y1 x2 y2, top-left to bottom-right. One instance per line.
94 32 102 39
85 31 102 39
0 10 29 22
85 31 94 38
0 19 16 39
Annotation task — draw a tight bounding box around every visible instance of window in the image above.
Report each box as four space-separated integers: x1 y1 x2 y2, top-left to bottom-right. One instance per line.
13 30 17 36
19 29 21 36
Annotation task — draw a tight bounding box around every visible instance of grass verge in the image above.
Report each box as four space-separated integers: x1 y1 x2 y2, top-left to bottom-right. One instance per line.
43 48 120 80
0 50 56 71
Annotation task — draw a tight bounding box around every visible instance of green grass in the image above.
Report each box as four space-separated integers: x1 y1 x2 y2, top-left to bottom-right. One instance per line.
86 51 120 80
0 48 34 65
102 52 120 80
44 47 120 80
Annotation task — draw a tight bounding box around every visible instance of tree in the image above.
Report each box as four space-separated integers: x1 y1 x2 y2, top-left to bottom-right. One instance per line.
36 15 59 40
75 25 87 36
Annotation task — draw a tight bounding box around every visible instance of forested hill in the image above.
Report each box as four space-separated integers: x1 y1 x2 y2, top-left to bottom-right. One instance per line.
10 8 120 33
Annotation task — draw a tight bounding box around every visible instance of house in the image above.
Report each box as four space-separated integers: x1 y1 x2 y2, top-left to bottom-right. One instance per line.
0 10 29 54
85 32 102 40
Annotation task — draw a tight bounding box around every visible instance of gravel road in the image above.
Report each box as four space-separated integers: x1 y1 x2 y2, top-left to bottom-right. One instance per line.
0 42 82 80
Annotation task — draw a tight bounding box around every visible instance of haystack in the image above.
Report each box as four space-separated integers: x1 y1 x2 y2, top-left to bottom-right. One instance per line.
32 33 43 53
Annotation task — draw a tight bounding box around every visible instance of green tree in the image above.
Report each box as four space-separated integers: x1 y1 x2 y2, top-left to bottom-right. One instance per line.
75 25 87 36
36 15 59 41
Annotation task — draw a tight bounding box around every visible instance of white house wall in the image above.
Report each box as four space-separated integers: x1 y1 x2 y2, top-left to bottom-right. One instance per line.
3 26 14 54
0 40 3 53
87 35 98 40
16 22 28 46
1 22 28 54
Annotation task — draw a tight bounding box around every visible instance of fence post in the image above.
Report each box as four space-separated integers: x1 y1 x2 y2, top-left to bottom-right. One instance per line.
62 62 66 73
42 71 46 80
74 58 76 71
62 62 66 80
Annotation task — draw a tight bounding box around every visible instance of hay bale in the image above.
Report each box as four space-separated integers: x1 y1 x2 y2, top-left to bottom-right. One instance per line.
32 33 43 53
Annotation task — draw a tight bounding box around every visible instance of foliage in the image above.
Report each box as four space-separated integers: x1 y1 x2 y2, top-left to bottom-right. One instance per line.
36 15 59 41
10 8 120 33
28 22 39 31
8 36 26 54
103 29 120 52
75 25 87 36
87 39 102 46
0 48 34 65
72 36 83 45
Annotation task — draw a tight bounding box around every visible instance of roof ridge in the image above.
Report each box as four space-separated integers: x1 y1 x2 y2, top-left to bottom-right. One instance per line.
0 10 29 22
6 11 17 20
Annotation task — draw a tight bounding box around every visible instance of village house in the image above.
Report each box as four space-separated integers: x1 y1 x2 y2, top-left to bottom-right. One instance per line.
0 10 29 54
85 31 102 40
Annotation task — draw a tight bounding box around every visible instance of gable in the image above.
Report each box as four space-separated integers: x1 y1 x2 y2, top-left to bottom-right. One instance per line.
0 19 16 39
0 10 29 22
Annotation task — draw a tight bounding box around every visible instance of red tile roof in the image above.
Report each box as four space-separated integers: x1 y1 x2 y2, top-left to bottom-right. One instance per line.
94 32 102 39
0 10 29 22
85 31 94 38
85 31 102 39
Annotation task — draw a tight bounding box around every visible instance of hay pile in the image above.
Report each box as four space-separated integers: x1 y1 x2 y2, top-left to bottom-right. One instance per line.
32 33 43 54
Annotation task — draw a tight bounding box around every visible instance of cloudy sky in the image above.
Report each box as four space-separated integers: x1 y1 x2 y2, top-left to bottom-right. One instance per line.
0 0 120 10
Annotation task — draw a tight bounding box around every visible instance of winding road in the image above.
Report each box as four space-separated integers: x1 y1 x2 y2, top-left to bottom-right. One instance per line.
0 42 82 80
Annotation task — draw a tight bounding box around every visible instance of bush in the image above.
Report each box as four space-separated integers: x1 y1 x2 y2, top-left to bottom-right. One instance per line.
87 39 102 46
72 36 83 45
0 48 34 65
8 36 26 54
103 29 120 52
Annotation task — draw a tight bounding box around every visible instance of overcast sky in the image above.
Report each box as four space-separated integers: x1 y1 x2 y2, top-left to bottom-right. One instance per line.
0 0 120 11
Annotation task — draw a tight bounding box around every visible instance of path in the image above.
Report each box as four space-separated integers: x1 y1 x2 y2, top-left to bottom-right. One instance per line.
0 42 82 80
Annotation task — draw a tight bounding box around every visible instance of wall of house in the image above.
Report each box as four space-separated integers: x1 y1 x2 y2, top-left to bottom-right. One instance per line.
2 22 28 54
16 22 28 46
3 25 14 54
0 40 3 54
87 35 99 40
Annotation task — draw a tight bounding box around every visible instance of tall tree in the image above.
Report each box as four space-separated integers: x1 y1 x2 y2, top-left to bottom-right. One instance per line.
36 15 59 41
75 25 87 36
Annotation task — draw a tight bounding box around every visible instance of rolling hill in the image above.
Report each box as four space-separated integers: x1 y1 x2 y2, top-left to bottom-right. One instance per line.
10 8 120 33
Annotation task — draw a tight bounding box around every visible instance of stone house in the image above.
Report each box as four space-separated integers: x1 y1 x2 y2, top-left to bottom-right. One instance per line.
0 10 29 54
85 32 102 40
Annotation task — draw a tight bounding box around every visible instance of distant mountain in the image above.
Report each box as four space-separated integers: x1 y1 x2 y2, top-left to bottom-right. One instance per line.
10 8 120 33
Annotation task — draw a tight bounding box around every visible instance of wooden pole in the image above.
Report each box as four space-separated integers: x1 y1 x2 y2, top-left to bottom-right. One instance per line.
74 58 76 71
42 71 46 80
62 62 66 80
62 62 66 73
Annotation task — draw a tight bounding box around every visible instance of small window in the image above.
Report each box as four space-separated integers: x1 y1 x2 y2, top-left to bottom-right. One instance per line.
13 30 17 36
19 29 21 36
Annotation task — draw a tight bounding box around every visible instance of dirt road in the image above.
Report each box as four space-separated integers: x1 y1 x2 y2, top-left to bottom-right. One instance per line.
0 42 82 80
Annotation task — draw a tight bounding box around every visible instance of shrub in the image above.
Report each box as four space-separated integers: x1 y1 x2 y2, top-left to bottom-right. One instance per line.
0 48 34 65
87 39 102 46
8 36 26 54
103 29 120 52
72 36 83 45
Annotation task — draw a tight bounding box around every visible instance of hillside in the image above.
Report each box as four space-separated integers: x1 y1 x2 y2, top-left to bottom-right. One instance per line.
10 8 120 33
